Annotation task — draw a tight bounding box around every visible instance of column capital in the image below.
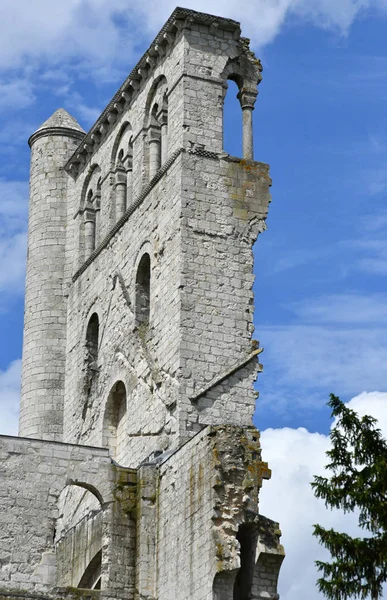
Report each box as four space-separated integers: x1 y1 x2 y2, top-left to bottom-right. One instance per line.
149 125 161 142
84 207 95 222
237 88 258 110
157 107 168 126
113 162 126 184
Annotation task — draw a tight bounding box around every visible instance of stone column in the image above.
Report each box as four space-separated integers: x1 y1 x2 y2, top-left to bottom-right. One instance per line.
94 192 101 247
158 108 168 165
149 127 161 179
115 163 127 219
123 153 133 208
126 167 133 207
84 206 96 255
238 89 258 160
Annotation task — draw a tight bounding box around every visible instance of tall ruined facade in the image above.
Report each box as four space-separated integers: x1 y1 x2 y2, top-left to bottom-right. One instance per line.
0 8 284 600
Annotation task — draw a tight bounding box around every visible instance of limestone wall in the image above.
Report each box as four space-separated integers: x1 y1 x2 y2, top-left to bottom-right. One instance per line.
0 435 114 593
63 154 183 465
153 425 284 600
61 18 268 465
179 153 271 432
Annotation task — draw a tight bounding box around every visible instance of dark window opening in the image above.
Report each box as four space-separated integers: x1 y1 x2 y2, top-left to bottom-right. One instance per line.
233 523 258 600
85 313 99 372
223 78 242 157
135 253 151 327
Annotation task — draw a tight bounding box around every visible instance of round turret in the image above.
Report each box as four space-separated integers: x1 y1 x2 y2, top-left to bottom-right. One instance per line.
19 109 85 440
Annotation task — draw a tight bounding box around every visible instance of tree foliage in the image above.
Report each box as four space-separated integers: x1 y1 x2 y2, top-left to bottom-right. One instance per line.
311 393 387 600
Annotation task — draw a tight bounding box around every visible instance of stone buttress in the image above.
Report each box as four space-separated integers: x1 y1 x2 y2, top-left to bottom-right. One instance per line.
0 7 285 600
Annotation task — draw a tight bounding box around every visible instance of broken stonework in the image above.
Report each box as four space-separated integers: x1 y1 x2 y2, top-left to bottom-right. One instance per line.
0 7 284 600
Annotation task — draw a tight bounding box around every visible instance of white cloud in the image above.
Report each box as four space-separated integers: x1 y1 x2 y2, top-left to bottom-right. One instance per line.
0 79 35 110
356 240 387 275
256 291 387 414
0 0 136 72
260 325 387 408
0 180 28 297
0 232 27 296
338 237 387 276
0 0 385 77
62 92 102 129
0 359 21 436
0 179 28 230
260 391 387 600
131 0 386 47
287 293 387 324
0 120 38 150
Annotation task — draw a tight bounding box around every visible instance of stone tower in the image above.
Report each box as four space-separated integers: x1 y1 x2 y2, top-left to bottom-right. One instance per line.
0 8 285 600
19 110 85 440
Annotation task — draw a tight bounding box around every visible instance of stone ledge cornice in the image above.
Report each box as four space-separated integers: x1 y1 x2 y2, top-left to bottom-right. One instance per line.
64 7 241 179
28 126 85 148
0 433 110 453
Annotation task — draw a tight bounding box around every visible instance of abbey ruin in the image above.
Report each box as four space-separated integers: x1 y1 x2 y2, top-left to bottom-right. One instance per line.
0 7 284 600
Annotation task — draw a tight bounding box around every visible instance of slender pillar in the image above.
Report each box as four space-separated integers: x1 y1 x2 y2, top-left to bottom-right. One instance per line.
115 164 127 219
94 191 101 247
149 127 161 179
122 150 133 208
126 168 133 207
158 108 168 165
238 89 258 160
84 207 96 255
20 108 85 440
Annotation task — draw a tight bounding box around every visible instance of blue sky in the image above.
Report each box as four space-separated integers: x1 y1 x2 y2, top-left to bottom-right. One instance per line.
1 2 387 599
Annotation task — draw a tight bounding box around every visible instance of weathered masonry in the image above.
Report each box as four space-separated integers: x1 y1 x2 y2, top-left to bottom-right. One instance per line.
0 7 284 600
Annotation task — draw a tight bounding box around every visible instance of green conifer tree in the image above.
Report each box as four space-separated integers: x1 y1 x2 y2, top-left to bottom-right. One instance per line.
311 393 387 600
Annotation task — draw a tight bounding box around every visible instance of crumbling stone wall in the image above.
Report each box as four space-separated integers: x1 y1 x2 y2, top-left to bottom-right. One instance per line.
154 425 284 600
0 435 135 597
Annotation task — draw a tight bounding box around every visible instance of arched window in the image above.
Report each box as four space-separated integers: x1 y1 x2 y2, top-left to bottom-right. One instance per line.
103 381 127 463
112 123 133 220
85 313 99 372
81 164 101 258
55 484 103 589
84 189 96 255
223 78 243 157
149 103 161 178
145 76 168 180
135 253 151 327
160 94 168 165
221 59 260 160
94 178 102 245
